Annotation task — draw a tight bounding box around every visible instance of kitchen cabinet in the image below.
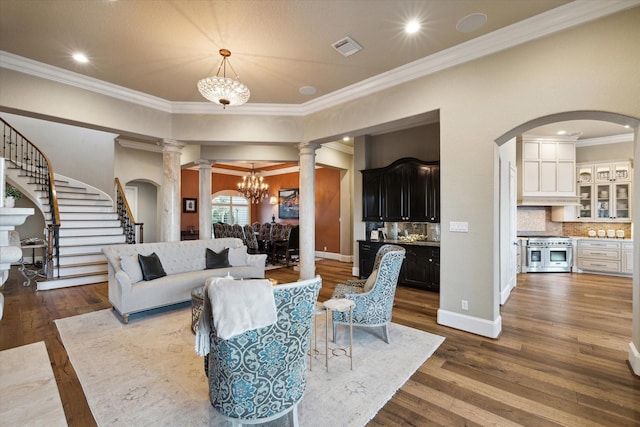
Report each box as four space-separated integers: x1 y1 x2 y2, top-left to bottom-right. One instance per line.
622 242 634 275
518 135 578 205
358 240 440 292
576 239 633 276
575 161 632 222
362 158 439 222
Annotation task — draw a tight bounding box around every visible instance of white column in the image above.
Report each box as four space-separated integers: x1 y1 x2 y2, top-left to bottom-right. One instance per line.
298 142 320 280
198 160 213 239
160 139 185 242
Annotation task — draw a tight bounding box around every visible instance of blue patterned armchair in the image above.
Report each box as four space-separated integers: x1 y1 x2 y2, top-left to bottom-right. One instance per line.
332 244 405 344
206 276 321 426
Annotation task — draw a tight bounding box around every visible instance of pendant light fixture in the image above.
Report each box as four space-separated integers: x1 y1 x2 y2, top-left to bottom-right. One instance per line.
198 49 250 109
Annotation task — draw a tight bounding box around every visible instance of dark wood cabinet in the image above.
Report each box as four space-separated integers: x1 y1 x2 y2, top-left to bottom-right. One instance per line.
362 158 439 222
358 240 439 293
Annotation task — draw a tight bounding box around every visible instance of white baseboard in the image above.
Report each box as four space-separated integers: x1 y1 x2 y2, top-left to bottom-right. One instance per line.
500 282 515 305
314 251 352 263
437 308 502 339
629 341 640 376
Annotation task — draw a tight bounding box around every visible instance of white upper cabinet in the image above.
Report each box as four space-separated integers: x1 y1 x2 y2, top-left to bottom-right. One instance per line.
575 160 633 222
518 135 578 206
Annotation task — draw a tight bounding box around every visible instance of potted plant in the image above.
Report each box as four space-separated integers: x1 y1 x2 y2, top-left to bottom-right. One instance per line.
4 184 22 208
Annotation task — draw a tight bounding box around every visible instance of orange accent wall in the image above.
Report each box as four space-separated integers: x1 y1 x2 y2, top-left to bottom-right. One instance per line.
180 168 341 253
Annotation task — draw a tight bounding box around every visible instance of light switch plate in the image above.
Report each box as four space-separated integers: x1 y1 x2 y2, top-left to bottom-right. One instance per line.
450 221 469 232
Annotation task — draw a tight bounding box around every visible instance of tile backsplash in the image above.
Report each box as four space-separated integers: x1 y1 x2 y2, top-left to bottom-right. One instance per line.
518 206 633 238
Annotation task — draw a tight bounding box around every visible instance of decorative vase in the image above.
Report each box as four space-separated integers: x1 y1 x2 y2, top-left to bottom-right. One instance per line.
4 196 15 208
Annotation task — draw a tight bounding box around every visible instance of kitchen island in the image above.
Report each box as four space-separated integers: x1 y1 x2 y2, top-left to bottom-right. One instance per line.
358 239 440 292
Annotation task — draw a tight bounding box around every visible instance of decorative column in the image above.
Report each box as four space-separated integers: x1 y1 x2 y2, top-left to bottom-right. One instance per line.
298 142 321 280
160 139 185 242
198 160 213 239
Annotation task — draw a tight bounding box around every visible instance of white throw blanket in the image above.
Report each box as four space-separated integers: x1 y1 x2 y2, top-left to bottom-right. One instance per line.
195 277 277 356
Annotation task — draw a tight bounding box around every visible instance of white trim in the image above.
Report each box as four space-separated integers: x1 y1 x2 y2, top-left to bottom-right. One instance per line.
500 282 515 305
629 341 640 376
117 138 163 153
576 133 635 147
314 251 351 263
0 0 636 117
322 141 354 155
437 308 502 339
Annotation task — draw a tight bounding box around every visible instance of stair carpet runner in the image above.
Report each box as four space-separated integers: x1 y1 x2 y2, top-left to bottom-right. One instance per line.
7 170 125 290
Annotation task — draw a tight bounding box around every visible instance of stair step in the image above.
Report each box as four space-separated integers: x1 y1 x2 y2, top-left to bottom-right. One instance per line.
55 262 107 277
58 205 114 213
58 235 126 246
57 199 112 206
45 192 105 200
59 219 122 228
59 227 123 237
57 253 106 266
37 273 108 290
57 244 118 256
58 212 119 221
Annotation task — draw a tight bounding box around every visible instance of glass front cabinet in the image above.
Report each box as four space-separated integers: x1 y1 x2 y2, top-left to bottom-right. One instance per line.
575 161 632 222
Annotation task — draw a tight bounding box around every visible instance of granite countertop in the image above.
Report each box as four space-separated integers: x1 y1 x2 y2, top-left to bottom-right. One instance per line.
359 239 441 247
570 236 633 242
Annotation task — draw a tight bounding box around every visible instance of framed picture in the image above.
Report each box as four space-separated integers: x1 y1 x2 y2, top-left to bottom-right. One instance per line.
183 198 197 213
278 188 299 219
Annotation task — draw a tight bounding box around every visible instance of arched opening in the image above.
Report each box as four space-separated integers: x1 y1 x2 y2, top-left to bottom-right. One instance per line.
125 179 160 243
495 110 640 375
211 190 251 226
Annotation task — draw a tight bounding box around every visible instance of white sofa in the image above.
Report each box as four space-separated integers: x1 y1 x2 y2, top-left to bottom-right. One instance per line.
102 238 267 322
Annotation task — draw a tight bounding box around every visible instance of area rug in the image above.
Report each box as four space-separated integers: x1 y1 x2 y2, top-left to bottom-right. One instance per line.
0 341 67 427
56 307 444 426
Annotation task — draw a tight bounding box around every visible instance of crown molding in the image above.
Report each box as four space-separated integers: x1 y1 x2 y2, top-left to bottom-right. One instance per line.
576 133 635 147
1 0 636 117
322 141 354 155
117 138 163 152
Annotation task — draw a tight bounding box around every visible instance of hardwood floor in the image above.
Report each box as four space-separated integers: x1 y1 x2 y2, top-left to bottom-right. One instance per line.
1 261 638 426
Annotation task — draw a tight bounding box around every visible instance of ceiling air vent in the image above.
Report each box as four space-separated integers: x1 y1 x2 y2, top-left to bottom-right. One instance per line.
331 36 362 57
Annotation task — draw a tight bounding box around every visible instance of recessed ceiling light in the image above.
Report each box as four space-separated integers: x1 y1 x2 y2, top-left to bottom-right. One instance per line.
342 136 350 142
299 86 317 96
557 130 567 135
456 13 487 33
72 52 89 63
405 19 421 34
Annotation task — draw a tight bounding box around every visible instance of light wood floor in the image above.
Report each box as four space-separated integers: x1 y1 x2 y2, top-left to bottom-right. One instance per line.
0 261 638 426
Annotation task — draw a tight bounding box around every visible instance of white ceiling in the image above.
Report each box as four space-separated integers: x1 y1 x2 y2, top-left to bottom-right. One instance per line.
0 0 635 143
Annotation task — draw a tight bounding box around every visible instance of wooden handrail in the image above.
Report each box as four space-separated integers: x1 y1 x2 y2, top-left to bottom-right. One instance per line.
115 178 144 243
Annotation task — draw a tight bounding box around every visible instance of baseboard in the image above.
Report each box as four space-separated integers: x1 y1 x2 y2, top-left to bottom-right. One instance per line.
500 282 515 305
314 251 352 263
437 308 502 339
629 341 640 376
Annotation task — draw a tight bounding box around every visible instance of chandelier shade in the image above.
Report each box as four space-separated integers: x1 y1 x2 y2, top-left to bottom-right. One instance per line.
198 49 250 108
238 164 269 204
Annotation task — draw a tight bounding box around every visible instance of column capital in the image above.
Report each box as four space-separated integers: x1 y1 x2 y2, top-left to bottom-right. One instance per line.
161 139 185 154
298 141 321 155
196 159 214 169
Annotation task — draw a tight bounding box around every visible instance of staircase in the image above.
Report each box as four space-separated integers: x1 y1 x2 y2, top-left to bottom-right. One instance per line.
7 170 126 290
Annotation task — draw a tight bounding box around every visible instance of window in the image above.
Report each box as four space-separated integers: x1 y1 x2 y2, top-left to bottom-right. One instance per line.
212 190 250 225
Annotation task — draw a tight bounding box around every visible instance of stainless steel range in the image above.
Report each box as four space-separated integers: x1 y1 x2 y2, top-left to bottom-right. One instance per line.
525 236 573 273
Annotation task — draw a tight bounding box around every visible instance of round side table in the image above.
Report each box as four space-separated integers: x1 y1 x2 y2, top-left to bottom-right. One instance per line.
323 298 355 371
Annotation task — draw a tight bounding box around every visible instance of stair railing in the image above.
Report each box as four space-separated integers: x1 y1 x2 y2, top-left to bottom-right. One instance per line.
115 178 143 244
1 118 61 279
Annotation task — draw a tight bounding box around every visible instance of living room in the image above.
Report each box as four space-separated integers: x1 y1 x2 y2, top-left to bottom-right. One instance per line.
0 1 638 425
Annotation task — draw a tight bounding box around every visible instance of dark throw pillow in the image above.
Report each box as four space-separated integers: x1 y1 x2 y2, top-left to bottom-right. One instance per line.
206 248 231 269
138 252 167 281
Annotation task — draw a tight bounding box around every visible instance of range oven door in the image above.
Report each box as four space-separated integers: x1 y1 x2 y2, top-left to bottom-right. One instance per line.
546 246 572 271
526 246 544 272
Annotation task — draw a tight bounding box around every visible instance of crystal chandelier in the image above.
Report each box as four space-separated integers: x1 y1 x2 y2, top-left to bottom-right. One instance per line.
197 49 250 109
238 164 269 204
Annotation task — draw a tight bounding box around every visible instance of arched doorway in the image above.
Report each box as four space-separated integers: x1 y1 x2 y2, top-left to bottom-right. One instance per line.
495 110 640 375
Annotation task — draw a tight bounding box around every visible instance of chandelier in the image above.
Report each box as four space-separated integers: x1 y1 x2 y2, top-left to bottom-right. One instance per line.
238 164 269 204
197 49 250 109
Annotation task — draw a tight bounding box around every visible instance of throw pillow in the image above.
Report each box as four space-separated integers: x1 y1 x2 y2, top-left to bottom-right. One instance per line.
206 248 231 269
363 268 378 293
138 252 167 281
228 246 247 266
120 254 143 283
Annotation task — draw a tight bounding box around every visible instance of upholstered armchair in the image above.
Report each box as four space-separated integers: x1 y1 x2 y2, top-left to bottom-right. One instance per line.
243 224 260 254
205 276 321 426
331 244 405 344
